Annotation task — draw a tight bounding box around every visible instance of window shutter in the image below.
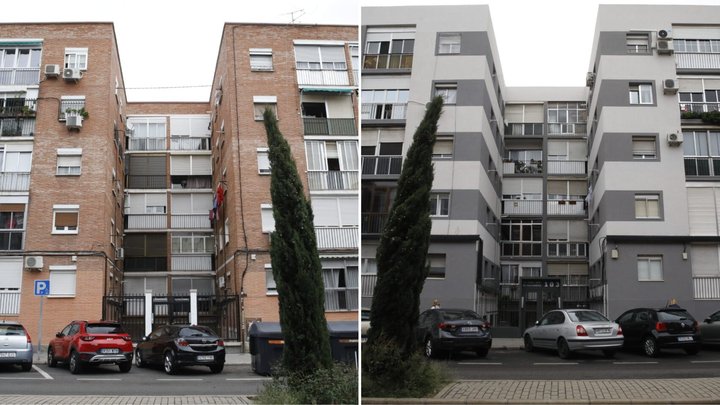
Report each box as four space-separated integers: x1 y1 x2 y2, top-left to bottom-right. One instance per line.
687 188 718 235
50 270 76 296
191 155 212 175
295 46 320 62
0 204 25 212
524 105 544 122
547 220 568 240
170 117 191 136
192 194 213 213
0 258 22 289
433 139 453 156
55 212 78 227
691 245 720 276
171 156 191 176
339 197 358 226
312 198 340 226
172 194 192 213
320 46 345 63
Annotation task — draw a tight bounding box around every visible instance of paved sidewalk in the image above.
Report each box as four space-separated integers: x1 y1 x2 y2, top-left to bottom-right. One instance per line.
0 395 253 404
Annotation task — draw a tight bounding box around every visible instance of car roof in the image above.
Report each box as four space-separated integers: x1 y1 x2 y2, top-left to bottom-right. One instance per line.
0 320 22 325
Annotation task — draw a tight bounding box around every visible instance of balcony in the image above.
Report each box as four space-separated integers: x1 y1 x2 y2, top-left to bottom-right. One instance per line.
171 254 212 272
362 53 413 70
124 257 168 272
546 123 587 136
0 173 30 191
171 214 211 229
307 171 358 191
170 137 211 151
505 123 543 136
680 102 720 114
0 230 23 251
296 69 350 86
693 276 720 299
315 226 358 250
502 199 543 216
501 242 542 257
362 213 388 235
126 214 166 230
547 199 586 216
128 137 166 151
362 274 377 298
685 157 720 176
0 291 20 315
546 160 587 175
362 156 402 177
0 117 35 137
0 68 40 86
325 288 358 311
303 118 357 136
503 160 543 175
547 242 588 258
361 103 407 121
127 175 166 189
676 53 720 72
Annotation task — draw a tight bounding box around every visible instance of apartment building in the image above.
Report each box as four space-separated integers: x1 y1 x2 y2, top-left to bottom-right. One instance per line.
0 23 127 343
209 23 359 337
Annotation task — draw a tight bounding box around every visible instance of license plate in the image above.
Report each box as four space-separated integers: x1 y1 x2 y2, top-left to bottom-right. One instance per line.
197 355 214 361
594 328 611 335
100 348 119 354
0 352 16 358
461 327 479 333
678 336 694 342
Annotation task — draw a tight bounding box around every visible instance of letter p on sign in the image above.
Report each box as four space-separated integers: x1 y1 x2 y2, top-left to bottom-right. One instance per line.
34 280 50 296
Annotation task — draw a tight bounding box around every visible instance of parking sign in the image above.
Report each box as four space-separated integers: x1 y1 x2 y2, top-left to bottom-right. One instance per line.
34 280 50 296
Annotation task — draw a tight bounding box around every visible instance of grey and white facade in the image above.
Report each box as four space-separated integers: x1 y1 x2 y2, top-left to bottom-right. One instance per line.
362 4 720 337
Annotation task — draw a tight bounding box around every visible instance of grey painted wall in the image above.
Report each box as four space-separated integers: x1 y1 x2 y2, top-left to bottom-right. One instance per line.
592 32 651 71
594 133 661 172
434 189 499 241
594 190 665 225
595 80 658 116
421 239 479 310
443 131 502 197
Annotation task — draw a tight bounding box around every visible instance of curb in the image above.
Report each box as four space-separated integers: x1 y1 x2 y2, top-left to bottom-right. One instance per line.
362 398 720 404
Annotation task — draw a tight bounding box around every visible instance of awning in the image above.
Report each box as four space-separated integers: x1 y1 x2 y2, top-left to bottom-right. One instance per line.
300 87 353 93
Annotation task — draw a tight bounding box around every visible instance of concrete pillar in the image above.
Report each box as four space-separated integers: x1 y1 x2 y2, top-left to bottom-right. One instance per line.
144 290 153 337
189 289 198 326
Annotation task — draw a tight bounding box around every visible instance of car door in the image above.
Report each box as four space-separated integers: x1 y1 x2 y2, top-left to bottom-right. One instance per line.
149 327 170 364
416 311 431 344
59 323 79 359
617 310 640 346
53 324 72 359
703 311 720 344
533 312 555 349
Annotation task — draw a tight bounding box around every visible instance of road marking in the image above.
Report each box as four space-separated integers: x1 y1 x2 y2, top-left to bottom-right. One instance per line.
32 365 53 380
77 378 122 381
457 362 503 365
0 377 46 380
533 362 579 366
156 378 204 381
691 360 720 364
226 377 273 381
613 361 659 365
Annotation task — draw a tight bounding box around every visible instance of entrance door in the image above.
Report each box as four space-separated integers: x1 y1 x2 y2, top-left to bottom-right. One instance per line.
520 278 561 331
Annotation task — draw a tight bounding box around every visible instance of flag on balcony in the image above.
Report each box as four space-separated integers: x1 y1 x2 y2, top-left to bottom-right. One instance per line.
216 184 224 207
209 209 215 222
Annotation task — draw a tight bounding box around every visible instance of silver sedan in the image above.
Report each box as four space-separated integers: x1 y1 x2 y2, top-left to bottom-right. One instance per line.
523 309 623 359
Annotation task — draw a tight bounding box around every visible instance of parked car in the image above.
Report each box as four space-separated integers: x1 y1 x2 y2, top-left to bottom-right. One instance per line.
361 308 370 343
700 310 720 346
135 324 225 374
416 308 492 358
48 320 133 374
615 307 700 357
523 309 623 359
0 321 33 371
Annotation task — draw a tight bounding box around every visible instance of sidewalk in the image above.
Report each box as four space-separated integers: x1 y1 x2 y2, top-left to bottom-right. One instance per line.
0 395 253 404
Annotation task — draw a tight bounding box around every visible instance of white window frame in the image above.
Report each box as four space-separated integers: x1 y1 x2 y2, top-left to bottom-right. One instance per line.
629 83 653 105
626 33 650 54
438 34 461 54
265 264 277 296
224 218 230 246
635 194 660 219
52 204 79 234
56 148 82 176
430 193 450 217
261 204 275 233
249 48 273 71
637 256 663 282
257 147 270 174
49 265 77 297
64 47 88 70
434 83 458 104
253 96 278 121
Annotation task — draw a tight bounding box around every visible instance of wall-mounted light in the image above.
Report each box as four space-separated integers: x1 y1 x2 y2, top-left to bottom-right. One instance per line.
611 246 619 259
682 245 688 260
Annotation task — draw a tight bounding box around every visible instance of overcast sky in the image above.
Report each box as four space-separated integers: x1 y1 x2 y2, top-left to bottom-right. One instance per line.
1 0 359 102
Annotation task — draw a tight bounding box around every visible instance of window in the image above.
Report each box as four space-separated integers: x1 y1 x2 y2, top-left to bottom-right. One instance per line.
261 204 275 233
363 29 414 70
224 218 230 245
632 137 657 159
629 83 653 105
0 258 22 313
626 33 650 54
430 193 450 216
257 148 270 174
427 254 446 278
438 34 461 54
675 39 720 54
635 194 660 219
294 45 346 70
253 96 277 120
0 47 41 85
249 48 273 71
0 148 32 172
171 233 213 254
56 148 82 175
546 102 587 135
265 264 277 295
0 204 25 251
59 96 85 121
49 265 77 296
501 219 543 256
637 256 663 281
64 48 88 70
361 89 409 120
434 83 457 104
322 264 358 311
433 136 454 158
52 205 79 234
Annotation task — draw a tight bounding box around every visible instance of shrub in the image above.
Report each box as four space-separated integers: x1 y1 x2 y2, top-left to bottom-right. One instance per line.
255 362 358 405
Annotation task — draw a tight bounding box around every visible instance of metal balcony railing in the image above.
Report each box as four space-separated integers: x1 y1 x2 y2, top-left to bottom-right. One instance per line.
680 102 720 114
361 103 407 120
546 123 587 136
296 69 350 86
502 199 543 215
0 68 40 86
547 242 588 258
0 291 20 315
126 175 166 189
693 276 720 299
547 199 586 216
0 230 23 251
302 118 357 136
546 160 587 175
0 118 35 137
171 255 213 272
128 137 166 151
503 160 543 174
0 98 37 117
676 53 720 71
171 214 211 229
0 173 30 191
362 274 377 297
362 156 402 176
362 213 388 234
126 214 166 230
362 53 413 70
505 123 543 136
170 137 211 151
315 226 358 250
307 171 358 191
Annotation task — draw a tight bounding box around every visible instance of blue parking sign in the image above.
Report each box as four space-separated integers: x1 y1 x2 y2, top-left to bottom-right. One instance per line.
34 280 50 296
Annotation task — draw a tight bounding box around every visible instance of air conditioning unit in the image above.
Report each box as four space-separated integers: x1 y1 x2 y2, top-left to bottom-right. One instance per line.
658 29 673 40
62 68 83 81
45 64 61 77
663 78 679 94
24 256 44 270
657 38 674 55
586 72 596 88
116 248 124 260
66 115 83 129
668 131 684 146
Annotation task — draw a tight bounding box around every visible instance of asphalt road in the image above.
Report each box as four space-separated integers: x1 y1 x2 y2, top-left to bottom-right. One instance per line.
0 363 270 396
434 345 720 380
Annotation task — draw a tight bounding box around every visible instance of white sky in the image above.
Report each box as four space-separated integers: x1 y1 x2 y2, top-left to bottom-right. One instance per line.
363 0 720 88
1 0 359 102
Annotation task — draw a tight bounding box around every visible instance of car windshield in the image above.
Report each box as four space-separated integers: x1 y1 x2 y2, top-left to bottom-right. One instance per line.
361 310 370 321
178 327 214 337
87 324 124 334
442 310 482 321
568 311 609 323
658 310 694 322
0 325 25 336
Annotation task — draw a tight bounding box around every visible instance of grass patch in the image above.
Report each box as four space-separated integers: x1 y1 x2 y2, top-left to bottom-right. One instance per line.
254 362 358 404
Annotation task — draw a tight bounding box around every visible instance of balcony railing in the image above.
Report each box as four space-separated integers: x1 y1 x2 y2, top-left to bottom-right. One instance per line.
126 214 166 230
0 118 35 137
694 276 720 299
547 199 586 216
315 226 358 250
546 123 587 136
352 70 358 86
501 242 542 257
362 213 388 234
502 199 543 215
124 257 167 272
0 68 40 86
325 288 358 311
548 242 588 258
0 98 37 117
684 157 720 176
0 173 30 191
362 274 377 297
0 230 23 251
170 137 211 151
128 137 166 151
680 102 720 114
302 118 357 136
362 54 413 70
362 156 402 176
0 291 20 315
171 214 211 229
127 175 166 189
505 123 543 136
361 103 407 121
503 160 543 174
296 69 349 86
307 171 358 191
546 160 587 175
676 53 720 71
171 254 213 272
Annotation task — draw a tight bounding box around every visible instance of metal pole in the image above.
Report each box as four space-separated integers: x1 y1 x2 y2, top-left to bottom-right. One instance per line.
37 295 43 361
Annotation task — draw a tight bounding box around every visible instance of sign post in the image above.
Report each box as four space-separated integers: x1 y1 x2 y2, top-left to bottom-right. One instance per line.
34 280 50 361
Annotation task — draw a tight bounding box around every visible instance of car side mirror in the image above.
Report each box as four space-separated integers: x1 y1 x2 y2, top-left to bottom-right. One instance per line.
706 318 712 324
142 336 148 341
55 332 63 338
535 321 539 326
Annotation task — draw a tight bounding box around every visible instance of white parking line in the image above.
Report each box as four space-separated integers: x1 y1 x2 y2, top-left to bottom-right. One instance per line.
613 361 659 365
457 362 503 365
32 365 53 380
533 362 579 366
691 360 720 364
77 378 122 381
156 378 204 381
0 377 46 380
226 377 273 381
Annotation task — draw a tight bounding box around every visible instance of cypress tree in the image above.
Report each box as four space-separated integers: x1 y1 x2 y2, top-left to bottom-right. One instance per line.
367 96 443 357
262 108 332 378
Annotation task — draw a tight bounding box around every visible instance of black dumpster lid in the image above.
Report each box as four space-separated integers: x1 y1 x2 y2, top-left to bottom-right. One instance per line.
327 321 358 334
248 322 283 337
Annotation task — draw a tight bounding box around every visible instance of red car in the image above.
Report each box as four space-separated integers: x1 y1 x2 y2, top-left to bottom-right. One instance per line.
48 320 133 374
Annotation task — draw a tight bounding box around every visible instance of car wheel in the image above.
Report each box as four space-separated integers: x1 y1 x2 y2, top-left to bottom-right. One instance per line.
602 349 616 359
134 349 146 368
476 348 489 358
524 334 534 352
642 336 659 357
20 362 32 372
164 351 178 375
209 363 224 374
47 348 57 368
69 351 82 374
684 346 700 355
424 337 436 359
118 362 132 373
557 338 572 359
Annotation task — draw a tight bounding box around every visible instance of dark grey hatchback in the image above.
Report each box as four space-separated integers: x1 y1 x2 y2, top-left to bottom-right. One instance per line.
615 307 700 357
134 325 225 374
416 308 492 358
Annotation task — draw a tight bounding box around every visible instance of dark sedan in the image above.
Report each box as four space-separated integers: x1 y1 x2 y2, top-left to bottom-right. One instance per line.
134 325 225 374
416 308 492 358
615 307 700 357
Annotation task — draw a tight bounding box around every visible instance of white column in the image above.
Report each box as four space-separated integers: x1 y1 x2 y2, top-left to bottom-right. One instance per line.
144 290 153 337
189 289 198 326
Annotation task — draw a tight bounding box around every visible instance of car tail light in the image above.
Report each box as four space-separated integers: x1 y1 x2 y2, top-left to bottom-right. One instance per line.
81 336 96 342
692 321 699 333
438 322 456 332
217 339 225 347
655 322 667 332
122 336 132 342
576 325 588 336
617 326 623 336
176 338 189 347
22 327 31 344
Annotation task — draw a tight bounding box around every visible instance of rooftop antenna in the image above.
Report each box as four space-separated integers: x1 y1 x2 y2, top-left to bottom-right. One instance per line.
286 9 305 24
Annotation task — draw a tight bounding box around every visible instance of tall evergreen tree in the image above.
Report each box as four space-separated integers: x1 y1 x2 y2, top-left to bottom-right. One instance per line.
263 108 332 378
368 96 444 357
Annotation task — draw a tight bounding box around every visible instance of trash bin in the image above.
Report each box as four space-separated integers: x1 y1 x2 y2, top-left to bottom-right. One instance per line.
248 322 284 375
327 321 359 368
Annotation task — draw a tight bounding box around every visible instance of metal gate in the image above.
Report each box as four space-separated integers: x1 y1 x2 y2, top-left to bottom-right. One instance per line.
519 278 561 331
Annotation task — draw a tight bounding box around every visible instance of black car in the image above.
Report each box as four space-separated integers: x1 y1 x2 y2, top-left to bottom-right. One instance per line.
134 325 225 374
615 307 700 357
416 308 492 358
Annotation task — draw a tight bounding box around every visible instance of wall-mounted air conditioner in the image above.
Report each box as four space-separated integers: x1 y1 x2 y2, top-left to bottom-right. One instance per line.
663 78 679 95
668 131 684 146
586 72 596 88
66 115 83 129
62 68 83 81
657 29 674 55
45 64 61 77
25 256 44 270
116 248 124 260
